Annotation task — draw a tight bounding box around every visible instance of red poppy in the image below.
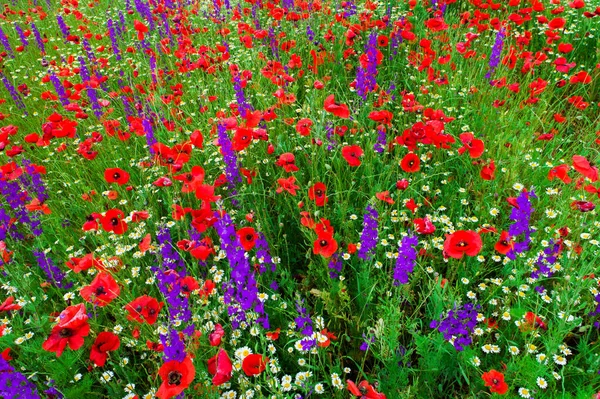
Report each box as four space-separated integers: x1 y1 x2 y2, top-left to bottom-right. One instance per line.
313 234 338 258
457 133 484 158
482 370 508 394
368 110 393 125
324 94 350 119
179 276 199 296
480 160 496 180
232 127 253 151
90 331 120 367
443 230 483 259
376 191 394 204
101 209 128 234
308 182 328 206
414 217 436 235
572 155 598 182
237 227 257 251
400 153 420 173
42 304 90 358
342 145 364 167
266 328 281 341
133 20 148 41
0 296 21 313
174 166 205 193
189 237 215 261
207 348 233 386
494 231 514 255
276 153 299 172
209 324 225 346
523 311 547 331
242 354 268 376
277 176 300 196
347 380 387 398
296 118 313 136
80 272 120 307
548 164 572 184
104 168 130 185
157 356 195 399
125 295 164 325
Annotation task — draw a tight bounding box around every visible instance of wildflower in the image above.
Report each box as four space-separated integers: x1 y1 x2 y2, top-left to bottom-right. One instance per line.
157 356 195 399
393 235 418 285
207 349 233 386
90 332 120 367
518 387 531 398
443 230 483 259
482 370 508 394
42 304 90 357
241 354 268 376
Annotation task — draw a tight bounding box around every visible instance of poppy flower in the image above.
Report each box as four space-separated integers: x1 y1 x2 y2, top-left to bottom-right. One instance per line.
266 328 281 341
242 354 268 376
157 356 195 399
209 323 225 346
347 380 387 399
443 230 483 259
104 168 130 185
523 311 548 331
174 166 205 193
101 209 128 234
80 272 120 307
482 370 508 394
313 234 338 258
0 296 21 313
376 191 394 204
572 155 598 182
494 231 514 255
296 118 313 136
480 160 496 180
400 153 420 173
276 176 300 196
179 276 199 296
342 145 364 167
324 94 350 119
125 295 164 325
308 182 329 206
189 237 215 261
207 348 233 386
457 133 484 158
414 217 436 235
276 153 299 172
133 20 148 41
90 331 120 367
571 200 595 212
548 164 571 183
237 227 257 251
42 304 90 358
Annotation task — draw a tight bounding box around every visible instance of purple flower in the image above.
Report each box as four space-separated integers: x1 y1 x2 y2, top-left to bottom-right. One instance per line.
56 15 70 40
358 205 378 260
327 252 343 279
0 71 27 112
214 212 269 328
107 19 121 61
393 235 418 285
0 27 14 59
217 123 242 190
507 189 536 259
0 357 41 399
485 28 506 80
430 303 480 351
32 250 71 289
30 23 46 54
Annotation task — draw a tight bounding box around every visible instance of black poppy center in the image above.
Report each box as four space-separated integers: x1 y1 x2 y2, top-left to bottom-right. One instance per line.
168 370 182 386
113 172 121 180
59 328 72 338
110 217 119 226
